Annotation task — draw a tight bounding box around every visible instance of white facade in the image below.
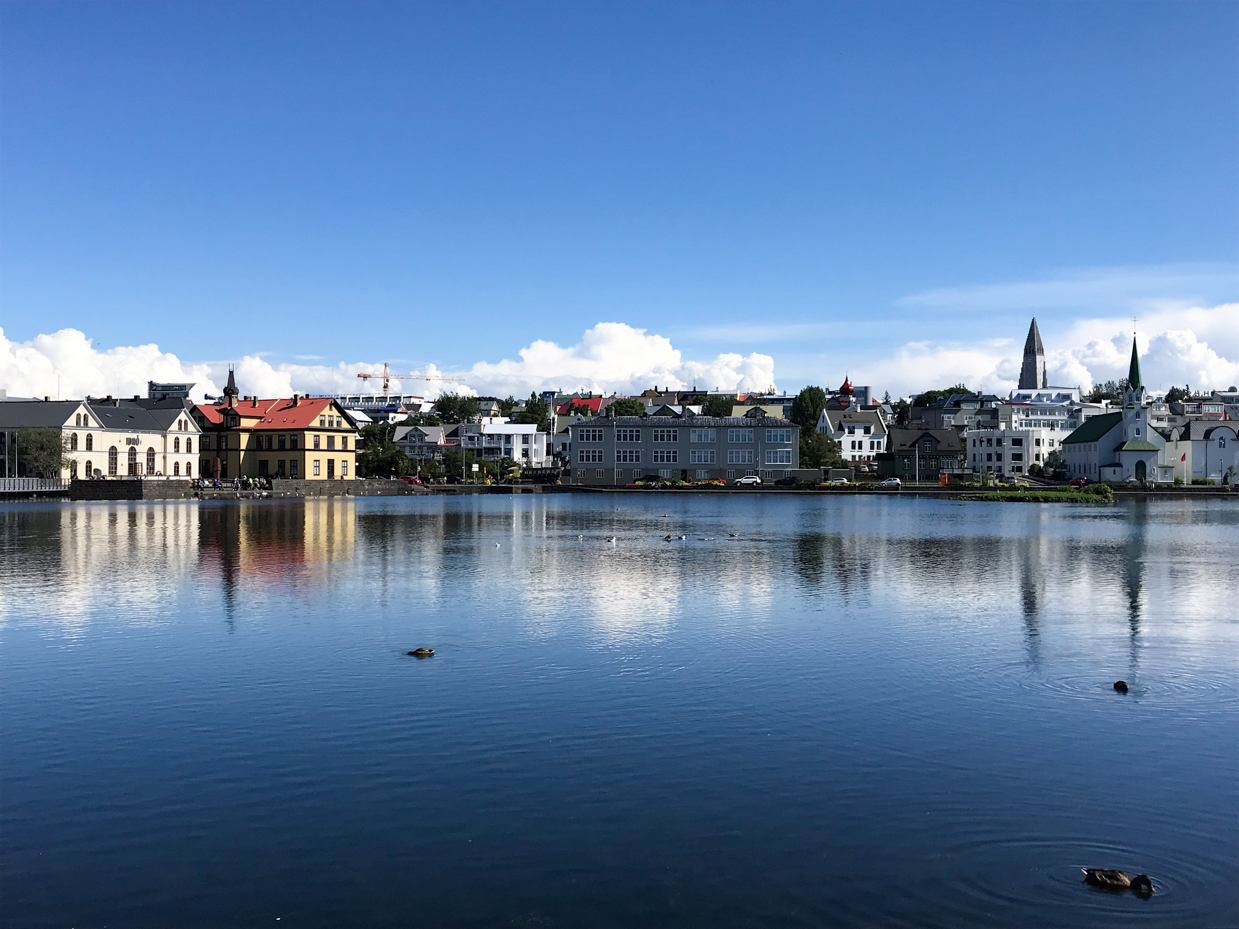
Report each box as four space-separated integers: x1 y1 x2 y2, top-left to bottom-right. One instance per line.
965 427 1062 476
457 422 548 465
816 409 888 462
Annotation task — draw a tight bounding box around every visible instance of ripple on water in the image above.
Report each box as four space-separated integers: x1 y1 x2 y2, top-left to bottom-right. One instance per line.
972 659 1239 707
938 833 1233 927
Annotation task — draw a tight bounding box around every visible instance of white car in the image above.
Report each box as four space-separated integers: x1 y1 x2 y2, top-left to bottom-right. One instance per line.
826 477 849 485
733 475 762 486
879 478 902 488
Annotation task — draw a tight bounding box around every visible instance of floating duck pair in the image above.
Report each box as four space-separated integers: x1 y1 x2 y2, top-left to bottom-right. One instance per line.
1082 869 1154 896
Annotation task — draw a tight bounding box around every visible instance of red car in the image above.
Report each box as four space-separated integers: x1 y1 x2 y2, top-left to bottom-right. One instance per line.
398 476 423 485
1069 477 1089 487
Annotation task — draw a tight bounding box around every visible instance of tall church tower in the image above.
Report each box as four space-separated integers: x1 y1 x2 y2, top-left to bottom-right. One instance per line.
1018 318 1047 390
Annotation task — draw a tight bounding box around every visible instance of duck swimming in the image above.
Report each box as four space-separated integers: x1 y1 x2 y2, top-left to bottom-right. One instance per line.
1113 680 1129 692
1083 869 1154 895
408 648 435 658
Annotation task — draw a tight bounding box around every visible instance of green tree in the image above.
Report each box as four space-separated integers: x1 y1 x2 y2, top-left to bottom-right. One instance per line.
701 394 735 417
15 427 70 478
894 399 910 426
434 393 481 424
912 384 970 407
800 430 845 469
1088 379 1129 403
497 395 520 416
610 397 646 417
399 413 442 427
1045 449 1066 474
355 422 411 478
882 390 892 404
1164 385 1190 403
789 386 828 429
516 392 552 434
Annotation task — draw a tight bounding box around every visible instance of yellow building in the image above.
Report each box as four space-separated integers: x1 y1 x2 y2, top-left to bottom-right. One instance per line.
193 372 358 481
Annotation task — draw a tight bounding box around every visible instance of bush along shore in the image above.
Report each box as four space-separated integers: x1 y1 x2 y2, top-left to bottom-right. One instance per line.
957 484 1114 503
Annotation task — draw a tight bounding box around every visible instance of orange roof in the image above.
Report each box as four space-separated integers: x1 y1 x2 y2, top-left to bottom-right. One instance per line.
194 397 348 430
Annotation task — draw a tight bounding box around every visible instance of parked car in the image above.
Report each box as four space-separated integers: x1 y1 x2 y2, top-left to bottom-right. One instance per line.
733 475 762 486
1069 477 1090 487
879 478 902 488
398 475 422 485
774 476 802 486
826 477 849 485
997 474 1021 484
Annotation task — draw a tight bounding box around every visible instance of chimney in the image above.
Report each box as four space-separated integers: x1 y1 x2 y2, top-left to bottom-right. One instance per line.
44 396 50 402
252 397 258 407
293 393 300 405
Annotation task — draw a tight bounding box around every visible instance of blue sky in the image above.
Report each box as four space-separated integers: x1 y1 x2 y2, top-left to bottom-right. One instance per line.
1 1 1236 398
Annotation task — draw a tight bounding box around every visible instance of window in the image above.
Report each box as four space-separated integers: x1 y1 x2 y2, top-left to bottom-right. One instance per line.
616 428 641 442
996 438 1004 447
576 427 604 442
289 436 297 450
522 434 530 445
319 416 326 427
341 461 348 476
986 453 992 462
259 459 269 476
578 449 604 463
313 460 321 476
185 438 192 455
1035 438 1042 446
70 460 78 478
615 469 626 479
173 437 180 453
986 438 993 447
658 469 673 479
652 428 678 442
341 437 348 450
652 449 678 463
314 435 321 449
616 449 641 463
726 470 735 479
690 428 716 443
996 454 1003 462
1011 438 1023 447
70 433 79 451
127 447 137 475
278 435 286 450
728 429 753 443
85 459 93 477
727 449 754 464
327 459 335 479
690 449 716 464
1012 453 1024 462
595 469 604 478
766 429 792 443
327 436 336 450
765 449 792 464
695 469 711 479
173 462 180 476
290 460 299 478
75 414 81 427
147 448 156 473
85 434 93 452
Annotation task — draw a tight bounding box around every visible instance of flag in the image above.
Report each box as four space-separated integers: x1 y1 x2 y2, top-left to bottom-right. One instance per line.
1181 453 1187 462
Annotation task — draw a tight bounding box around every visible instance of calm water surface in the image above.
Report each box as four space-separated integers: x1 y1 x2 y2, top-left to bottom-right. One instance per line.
2 494 1236 928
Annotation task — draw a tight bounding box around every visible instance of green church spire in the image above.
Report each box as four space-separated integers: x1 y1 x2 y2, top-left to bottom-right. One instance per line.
1127 335 1142 390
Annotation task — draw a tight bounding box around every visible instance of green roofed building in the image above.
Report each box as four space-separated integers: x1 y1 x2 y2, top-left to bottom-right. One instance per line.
1061 336 1173 483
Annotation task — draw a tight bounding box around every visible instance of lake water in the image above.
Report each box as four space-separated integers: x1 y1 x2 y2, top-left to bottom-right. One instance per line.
2 494 1236 928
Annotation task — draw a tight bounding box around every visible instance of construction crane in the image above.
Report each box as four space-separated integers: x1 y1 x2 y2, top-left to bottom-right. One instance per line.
356 362 465 398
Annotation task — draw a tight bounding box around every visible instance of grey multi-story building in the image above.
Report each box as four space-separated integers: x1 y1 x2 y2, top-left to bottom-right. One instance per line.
566 410 799 485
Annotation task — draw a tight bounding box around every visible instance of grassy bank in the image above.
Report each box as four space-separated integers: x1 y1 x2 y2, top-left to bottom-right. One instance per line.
958 486 1113 503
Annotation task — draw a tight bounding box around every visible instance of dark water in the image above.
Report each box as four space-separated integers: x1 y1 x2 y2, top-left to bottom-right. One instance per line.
2 495 1236 928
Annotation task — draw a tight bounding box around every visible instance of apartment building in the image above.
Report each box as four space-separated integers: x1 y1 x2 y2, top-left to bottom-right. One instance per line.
566 411 799 485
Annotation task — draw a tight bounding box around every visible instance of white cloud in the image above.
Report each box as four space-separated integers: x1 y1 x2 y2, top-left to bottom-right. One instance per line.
853 303 1239 398
0 322 777 403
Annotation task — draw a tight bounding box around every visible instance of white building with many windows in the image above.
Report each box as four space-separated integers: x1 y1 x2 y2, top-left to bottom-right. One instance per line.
456 421 548 465
816 408 888 462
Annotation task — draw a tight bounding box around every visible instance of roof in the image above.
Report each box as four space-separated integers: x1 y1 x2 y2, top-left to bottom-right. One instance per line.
1128 337 1142 390
86 402 179 434
886 428 965 452
1023 317 1045 356
556 397 605 414
1063 412 1122 445
394 425 445 443
820 409 888 433
194 396 349 431
1116 440 1159 452
0 400 85 429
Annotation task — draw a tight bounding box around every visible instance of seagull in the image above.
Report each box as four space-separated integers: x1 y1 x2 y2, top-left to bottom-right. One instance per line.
577 535 584 541
495 542 501 548
664 534 673 542
678 535 686 540
608 536 617 543
728 532 738 538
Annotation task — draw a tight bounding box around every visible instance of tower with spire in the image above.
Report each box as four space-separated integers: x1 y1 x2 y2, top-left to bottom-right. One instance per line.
1018 318 1047 390
222 366 239 408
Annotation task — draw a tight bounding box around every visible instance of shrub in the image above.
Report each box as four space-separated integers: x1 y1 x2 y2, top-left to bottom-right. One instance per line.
1191 478 1216 486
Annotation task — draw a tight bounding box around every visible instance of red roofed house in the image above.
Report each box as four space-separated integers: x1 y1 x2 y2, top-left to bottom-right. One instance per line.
193 369 359 481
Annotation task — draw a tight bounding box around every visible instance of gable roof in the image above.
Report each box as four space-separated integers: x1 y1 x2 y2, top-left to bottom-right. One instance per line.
0 400 86 429
886 428 964 452
819 409 887 433
194 396 347 431
87 402 183 434
1063 411 1122 445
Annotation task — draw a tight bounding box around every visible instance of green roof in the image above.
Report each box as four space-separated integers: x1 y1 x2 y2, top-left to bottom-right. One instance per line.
1116 440 1158 452
1128 337 1142 390
1063 412 1121 445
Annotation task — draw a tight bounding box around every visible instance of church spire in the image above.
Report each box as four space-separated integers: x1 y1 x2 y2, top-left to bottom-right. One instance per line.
1018 317 1047 389
223 366 239 408
1127 335 1142 390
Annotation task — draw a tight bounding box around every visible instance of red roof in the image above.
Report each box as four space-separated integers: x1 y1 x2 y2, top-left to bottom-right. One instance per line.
556 397 606 414
838 377 854 395
194 396 347 430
